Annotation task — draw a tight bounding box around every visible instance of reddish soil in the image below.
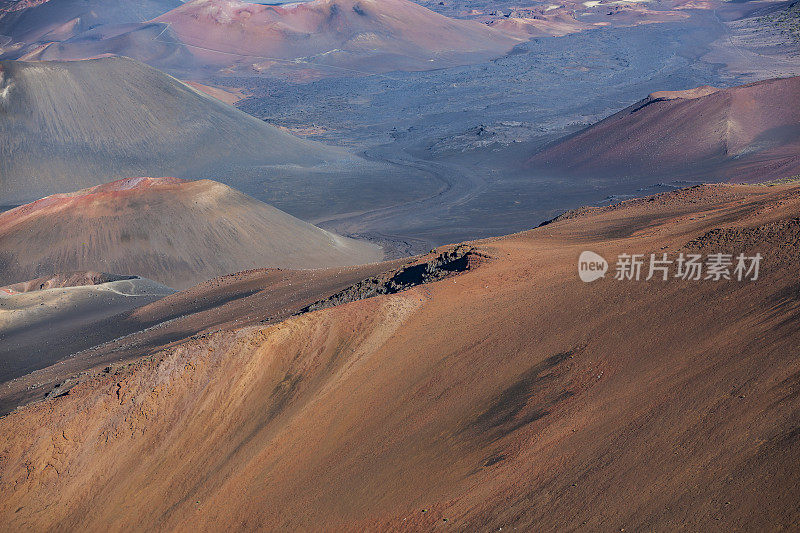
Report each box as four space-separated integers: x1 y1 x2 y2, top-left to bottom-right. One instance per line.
0 258 411 415
1 183 799 530
184 80 247 105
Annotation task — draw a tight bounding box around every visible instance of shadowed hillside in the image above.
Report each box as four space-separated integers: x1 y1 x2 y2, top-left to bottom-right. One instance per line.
0 0 181 43
0 273 175 382
528 77 800 182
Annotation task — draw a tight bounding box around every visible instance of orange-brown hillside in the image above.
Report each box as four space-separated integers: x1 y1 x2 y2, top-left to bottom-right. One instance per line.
1 183 800 530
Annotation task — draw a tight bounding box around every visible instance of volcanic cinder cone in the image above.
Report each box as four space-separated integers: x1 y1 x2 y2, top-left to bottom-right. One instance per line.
0 0 182 43
0 56 356 205
527 77 800 182
0 177 382 289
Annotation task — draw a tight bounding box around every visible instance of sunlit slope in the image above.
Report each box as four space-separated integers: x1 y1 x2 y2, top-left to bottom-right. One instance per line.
1 183 799 530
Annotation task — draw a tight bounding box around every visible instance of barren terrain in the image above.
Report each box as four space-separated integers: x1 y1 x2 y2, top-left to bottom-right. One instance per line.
0 56 428 214
2 0 798 251
0 273 174 384
153 0 522 74
0 0 797 529
2 183 799 529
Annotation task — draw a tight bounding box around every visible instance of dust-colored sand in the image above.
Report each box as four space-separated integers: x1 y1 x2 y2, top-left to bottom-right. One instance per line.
0 274 175 383
183 80 247 105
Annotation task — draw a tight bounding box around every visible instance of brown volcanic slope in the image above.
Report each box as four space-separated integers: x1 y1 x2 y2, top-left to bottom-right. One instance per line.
152 0 522 73
0 259 408 414
0 177 381 290
0 56 355 205
528 77 800 182
2 182 800 530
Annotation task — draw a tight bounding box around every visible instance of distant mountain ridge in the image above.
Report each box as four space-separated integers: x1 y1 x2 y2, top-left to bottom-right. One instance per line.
2 0 522 75
152 0 522 72
0 0 182 43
